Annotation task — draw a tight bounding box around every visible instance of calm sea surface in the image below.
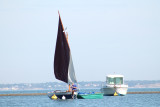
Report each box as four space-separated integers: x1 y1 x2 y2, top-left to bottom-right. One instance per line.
0 88 160 107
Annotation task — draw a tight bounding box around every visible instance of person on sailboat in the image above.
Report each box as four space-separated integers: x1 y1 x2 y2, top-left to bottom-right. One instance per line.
66 84 71 92
71 83 77 95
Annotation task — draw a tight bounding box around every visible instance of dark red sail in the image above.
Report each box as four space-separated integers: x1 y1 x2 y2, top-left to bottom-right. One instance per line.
54 16 70 83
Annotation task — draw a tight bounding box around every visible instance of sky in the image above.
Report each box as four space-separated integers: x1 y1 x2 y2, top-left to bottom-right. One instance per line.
0 0 160 84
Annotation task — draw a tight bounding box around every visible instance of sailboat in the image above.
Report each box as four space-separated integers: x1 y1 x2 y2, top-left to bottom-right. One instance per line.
48 12 77 99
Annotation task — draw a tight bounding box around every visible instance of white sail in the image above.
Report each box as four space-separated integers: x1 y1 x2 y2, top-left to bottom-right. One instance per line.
68 53 77 84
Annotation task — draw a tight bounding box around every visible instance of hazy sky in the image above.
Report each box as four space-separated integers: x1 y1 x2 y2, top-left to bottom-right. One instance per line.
0 0 160 84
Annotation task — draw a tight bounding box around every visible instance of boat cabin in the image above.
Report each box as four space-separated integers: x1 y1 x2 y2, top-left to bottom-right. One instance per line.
106 75 124 85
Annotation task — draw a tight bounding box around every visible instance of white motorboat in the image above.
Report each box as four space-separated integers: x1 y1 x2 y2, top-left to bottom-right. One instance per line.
101 75 128 96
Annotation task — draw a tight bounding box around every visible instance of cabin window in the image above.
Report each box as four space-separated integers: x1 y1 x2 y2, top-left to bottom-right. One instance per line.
107 77 114 85
115 77 123 85
107 77 123 85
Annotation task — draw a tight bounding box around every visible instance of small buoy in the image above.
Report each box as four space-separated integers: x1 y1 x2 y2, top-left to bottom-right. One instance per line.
62 96 66 100
51 94 58 100
114 92 118 96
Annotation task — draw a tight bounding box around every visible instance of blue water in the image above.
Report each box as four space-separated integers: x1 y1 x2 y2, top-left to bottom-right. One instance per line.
0 88 160 107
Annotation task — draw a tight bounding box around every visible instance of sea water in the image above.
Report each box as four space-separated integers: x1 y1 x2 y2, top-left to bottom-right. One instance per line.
0 88 160 107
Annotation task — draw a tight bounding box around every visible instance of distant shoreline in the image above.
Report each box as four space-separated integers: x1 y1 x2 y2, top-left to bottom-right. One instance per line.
0 80 160 91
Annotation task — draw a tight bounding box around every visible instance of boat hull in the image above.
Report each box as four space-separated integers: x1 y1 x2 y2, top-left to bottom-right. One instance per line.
77 93 103 99
48 91 77 99
101 85 128 96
